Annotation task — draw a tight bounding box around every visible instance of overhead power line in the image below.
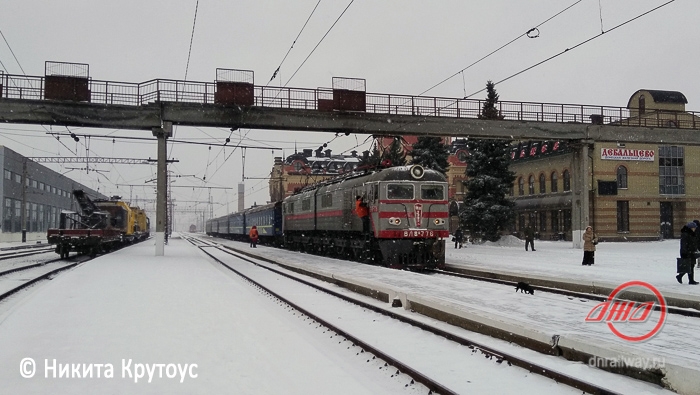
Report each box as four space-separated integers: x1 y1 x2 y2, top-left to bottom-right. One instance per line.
0 29 26 75
28 157 179 165
184 0 200 80
285 0 355 86
267 0 322 85
464 0 677 99
418 0 583 97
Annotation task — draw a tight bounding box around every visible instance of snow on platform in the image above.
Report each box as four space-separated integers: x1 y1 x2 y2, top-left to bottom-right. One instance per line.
0 237 413 394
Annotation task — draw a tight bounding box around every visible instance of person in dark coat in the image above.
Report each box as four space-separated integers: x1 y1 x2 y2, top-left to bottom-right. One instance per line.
694 219 700 269
524 225 535 251
677 222 699 284
453 228 464 249
582 226 598 265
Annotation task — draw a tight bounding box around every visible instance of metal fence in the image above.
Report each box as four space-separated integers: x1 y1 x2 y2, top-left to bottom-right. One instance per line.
0 73 697 129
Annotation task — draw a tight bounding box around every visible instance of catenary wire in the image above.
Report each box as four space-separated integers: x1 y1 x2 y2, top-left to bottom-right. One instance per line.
267 0 322 86
284 0 354 86
464 0 676 99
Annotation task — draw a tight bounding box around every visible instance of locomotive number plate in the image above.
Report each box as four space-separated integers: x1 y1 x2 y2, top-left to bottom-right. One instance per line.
403 230 435 238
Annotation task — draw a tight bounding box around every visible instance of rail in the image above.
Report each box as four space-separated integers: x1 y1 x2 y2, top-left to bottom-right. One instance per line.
1 72 697 129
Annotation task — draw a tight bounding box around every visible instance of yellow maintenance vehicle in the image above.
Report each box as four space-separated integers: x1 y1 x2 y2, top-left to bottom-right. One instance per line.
130 206 150 241
94 196 137 243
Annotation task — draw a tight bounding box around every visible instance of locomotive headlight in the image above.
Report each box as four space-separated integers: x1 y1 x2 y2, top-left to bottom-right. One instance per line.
388 217 402 225
434 219 445 225
409 165 425 179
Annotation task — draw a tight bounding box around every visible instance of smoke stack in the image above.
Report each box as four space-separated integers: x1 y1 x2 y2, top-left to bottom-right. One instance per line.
237 183 244 212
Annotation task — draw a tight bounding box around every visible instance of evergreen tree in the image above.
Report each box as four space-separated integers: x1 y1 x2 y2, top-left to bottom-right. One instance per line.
461 81 514 242
478 80 504 120
409 136 450 175
359 141 382 169
385 137 407 167
359 137 406 169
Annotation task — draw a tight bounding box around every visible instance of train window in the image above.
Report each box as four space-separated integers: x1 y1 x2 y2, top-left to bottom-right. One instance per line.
387 184 414 200
321 193 333 208
372 184 379 202
302 199 311 211
421 185 444 200
288 203 294 213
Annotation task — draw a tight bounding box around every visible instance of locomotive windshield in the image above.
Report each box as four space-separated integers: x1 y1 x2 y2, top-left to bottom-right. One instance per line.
387 184 414 200
421 185 445 200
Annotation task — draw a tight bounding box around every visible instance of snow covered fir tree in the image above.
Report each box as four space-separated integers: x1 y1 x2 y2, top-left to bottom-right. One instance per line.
460 81 515 242
410 136 450 176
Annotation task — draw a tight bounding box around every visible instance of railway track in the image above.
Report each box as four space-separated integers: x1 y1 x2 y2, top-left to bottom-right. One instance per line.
184 235 622 395
0 256 89 303
431 268 700 319
0 239 147 305
0 246 55 261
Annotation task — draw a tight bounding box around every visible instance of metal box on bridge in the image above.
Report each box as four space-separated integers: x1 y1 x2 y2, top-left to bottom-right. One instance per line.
214 68 254 106
43 62 91 102
332 77 366 112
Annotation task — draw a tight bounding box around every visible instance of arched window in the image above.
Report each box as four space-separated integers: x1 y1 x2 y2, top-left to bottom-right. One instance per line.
518 177 524 195
617 165 628 189
639 94 646 115
551 171 558 193
563 170 571 191
528 175 535 195
539 173 546 194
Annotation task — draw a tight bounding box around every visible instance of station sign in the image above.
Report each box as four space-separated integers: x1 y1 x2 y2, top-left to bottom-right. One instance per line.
600 148 655 162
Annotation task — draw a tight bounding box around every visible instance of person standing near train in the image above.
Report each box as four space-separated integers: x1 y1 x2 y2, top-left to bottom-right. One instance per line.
249 225 259 248
356 195 370 235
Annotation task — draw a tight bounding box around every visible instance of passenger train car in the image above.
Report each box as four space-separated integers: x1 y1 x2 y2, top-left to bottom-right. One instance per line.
206 165 449 270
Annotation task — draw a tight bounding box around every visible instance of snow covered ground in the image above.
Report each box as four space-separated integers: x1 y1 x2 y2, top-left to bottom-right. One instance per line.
0 234 695 394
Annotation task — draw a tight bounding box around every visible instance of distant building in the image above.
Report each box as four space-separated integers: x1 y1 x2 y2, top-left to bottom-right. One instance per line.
0 146 105 242
269 148 362 202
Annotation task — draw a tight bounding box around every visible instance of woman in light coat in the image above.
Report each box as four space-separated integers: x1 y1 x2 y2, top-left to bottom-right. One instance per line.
582 226 598 265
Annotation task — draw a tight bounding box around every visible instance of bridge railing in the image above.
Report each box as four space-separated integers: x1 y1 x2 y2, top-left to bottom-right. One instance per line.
0 73 697 129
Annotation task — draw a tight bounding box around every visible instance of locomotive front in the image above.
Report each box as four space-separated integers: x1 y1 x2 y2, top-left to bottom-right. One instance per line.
371 165 449 269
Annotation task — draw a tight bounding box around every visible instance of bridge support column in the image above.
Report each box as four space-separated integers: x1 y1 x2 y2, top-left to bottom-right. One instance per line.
153 122 172 256
571 142 592 248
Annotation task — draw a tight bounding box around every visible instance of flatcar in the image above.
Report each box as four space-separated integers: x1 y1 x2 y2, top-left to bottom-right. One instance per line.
207 165 448 270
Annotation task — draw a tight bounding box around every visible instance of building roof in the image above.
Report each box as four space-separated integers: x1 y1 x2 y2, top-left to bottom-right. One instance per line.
627 89 688 108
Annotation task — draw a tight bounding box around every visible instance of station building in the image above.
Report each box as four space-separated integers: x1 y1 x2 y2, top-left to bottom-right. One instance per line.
0 146 105 242
508 90 700 241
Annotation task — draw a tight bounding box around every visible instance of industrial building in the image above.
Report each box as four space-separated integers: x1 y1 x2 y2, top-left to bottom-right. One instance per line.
0 146 105 242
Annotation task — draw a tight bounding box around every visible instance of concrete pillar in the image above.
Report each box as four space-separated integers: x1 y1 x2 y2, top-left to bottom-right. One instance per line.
571 142 591 248
153 122 172 256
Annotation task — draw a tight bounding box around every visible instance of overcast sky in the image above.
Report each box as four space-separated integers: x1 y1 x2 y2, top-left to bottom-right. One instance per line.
1 0 697 228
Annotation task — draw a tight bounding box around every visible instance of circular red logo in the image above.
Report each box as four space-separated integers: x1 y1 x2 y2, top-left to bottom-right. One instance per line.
605 281 667 342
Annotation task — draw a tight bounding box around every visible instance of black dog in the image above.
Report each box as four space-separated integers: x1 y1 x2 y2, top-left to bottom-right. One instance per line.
515 281 534 295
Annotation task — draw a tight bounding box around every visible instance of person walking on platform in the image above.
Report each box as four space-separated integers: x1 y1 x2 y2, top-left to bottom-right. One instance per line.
453 227 464 249
249 225 259 248
355 195 370 235
677 222 699 284
524 225 535 251
694 219 700 269
582 226 598 265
